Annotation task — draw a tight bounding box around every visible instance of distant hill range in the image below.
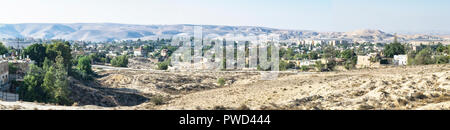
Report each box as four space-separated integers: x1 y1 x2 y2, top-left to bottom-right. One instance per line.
0 23 447 43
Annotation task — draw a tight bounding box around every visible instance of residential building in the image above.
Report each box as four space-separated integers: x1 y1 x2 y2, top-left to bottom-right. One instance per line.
356 54 381 69
134 46 147 57
393 55 408 66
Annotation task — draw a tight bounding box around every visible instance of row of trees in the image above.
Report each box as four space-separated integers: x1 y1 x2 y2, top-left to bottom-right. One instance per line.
383 37 449 65
407 44 450 65
20 42 74 105
19 41 95 105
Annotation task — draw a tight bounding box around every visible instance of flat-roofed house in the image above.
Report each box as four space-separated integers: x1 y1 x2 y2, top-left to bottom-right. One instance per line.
393 55 408 66
356 54 381 69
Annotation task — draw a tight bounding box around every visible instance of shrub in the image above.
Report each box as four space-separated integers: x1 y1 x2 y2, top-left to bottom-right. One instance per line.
217 78 226 87
21 55 73 105
77 56 93 75
236 104 251 110
150 95 165 105
157 61 169 70
383 42 405 58
213 105 228 110
414 48 434 65
300 65 310 71
435 55 449 64
279 60 289 71
71 68 93 81
315 61 325 72
111 55 128 67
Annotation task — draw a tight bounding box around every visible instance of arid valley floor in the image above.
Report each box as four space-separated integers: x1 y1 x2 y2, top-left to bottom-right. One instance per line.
1 64 449 110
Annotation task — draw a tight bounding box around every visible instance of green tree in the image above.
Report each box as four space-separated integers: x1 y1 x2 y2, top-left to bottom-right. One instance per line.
279 60 289 71
21 55 72 105
0 42 8 55
436 43 446 53
111 55 129 67
314 61 325 72
42 66 57 102
45 41 72 72
217 78 225 87
20 64 46 102
53 55 72 105
23 43 47 66
341 49 357 70
308 51 319 60
77 56 93 75
322 46 338 58
414 47 434 65
280 48 295 60
435 55 449 64
383 42 405 58
300 65 310 71
8 63 18 74
43 58 53 70
157 60 170 70
407 51 416 65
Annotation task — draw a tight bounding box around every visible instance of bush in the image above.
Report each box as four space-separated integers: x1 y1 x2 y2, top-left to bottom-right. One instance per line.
213 105 228 110
344 61 355 70
383 42 405 58
341 49 357 70
315 60 335 72
111 55 128 67
435 55 449 64
21 55 73 105
300 65 310 71
77 56 93 75
414 48 434 65
156 61 169 70
315 61 325 72
71 68 93 81
150 95 165 105
279 60 289 71
236 104 251 110
217 78 225 87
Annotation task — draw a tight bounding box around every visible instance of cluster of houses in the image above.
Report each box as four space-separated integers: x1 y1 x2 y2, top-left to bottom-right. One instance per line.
73 37 444 71
73 42 171 64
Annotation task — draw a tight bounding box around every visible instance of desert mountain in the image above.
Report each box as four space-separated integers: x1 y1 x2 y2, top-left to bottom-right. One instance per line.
0 23 444 43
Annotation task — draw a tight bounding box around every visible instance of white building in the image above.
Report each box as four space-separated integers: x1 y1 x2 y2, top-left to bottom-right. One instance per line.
393 55 408 66
134 47 147 57
299 60 318 66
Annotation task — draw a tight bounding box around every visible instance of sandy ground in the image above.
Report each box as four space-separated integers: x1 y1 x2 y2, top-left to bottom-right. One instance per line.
1 64 449 110
147 65 450 110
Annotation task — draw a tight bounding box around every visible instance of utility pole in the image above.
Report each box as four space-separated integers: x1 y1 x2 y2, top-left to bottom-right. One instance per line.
14 38 26 59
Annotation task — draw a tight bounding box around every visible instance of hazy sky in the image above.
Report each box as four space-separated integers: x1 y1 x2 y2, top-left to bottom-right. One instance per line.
1 0 449 33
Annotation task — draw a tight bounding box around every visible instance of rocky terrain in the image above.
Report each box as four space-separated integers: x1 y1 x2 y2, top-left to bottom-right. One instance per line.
0 64 448 110
136 65 448 110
